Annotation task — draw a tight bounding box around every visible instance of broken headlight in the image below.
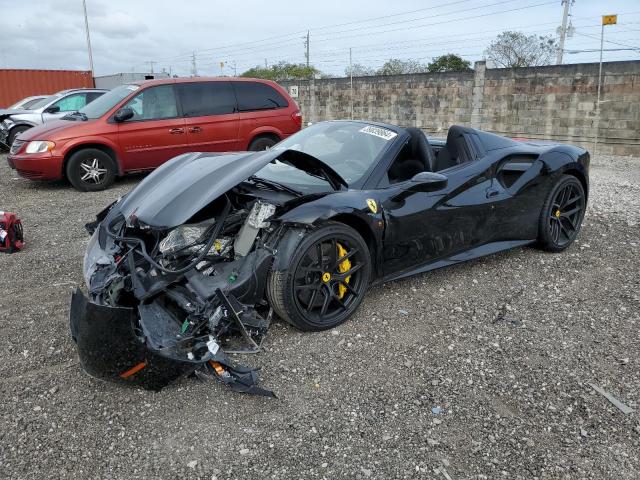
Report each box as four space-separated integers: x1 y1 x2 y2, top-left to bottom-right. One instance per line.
247 201 276 229
159 222 213 256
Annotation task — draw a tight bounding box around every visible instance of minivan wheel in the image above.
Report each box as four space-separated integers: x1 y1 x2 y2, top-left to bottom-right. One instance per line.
248 135 278 151
8 126 31 147
66 148 117 192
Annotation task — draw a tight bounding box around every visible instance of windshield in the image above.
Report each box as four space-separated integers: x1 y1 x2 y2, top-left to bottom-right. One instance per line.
28 94 59 110
22 97 45 109
79 84 140 119
256 122 396 191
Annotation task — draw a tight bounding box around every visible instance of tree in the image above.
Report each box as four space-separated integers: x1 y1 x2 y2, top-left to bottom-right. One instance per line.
241 61 321 81
485 31 558 68
344 63 375 77
376 58 427 75
427 54 472 72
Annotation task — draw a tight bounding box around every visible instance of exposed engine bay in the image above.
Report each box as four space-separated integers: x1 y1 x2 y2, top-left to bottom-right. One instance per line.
72 181 306 396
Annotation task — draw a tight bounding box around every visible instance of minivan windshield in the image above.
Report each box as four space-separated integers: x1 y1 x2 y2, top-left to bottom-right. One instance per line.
79 84 139 119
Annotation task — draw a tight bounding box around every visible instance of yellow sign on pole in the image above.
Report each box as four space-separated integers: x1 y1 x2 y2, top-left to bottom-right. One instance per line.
602 14 617 25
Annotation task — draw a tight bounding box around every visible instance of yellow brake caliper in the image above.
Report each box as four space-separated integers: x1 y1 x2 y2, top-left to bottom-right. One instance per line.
336 242 351 299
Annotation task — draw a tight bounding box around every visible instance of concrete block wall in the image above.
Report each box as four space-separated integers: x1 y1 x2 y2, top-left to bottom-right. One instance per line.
279 60 640 155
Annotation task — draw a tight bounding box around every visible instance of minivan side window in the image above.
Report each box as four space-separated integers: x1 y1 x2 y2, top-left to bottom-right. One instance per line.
121 85 178 121
86 91 105 103
53 93 88 112
233 82 288 112
177 82 236 117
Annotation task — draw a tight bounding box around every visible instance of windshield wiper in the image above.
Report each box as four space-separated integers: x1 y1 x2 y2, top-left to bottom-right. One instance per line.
61 111 88 121
247 176 302 196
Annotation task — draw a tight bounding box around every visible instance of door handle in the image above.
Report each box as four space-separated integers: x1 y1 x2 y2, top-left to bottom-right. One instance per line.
188 126 202 133
486 188 499 198
169 128 184 134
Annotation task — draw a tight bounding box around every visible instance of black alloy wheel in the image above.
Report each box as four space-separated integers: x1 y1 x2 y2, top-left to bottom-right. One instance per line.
538 174 586 251
267 223 371 331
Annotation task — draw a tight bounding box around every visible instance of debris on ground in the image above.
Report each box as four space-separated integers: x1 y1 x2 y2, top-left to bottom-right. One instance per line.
589 383 635 414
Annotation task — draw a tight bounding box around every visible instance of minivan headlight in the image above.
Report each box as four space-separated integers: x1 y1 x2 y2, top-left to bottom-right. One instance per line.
25 141 55 154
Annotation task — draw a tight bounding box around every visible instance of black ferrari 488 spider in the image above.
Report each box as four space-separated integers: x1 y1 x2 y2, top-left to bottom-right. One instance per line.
71 120 589 395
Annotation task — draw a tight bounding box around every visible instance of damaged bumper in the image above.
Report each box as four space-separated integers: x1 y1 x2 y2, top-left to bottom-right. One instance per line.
70 194 303 396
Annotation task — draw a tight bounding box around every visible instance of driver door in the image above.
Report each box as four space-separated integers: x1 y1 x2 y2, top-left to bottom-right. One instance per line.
380 154 499 278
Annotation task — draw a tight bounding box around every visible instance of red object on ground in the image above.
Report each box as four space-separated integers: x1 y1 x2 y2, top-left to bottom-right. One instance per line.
0 211 25 253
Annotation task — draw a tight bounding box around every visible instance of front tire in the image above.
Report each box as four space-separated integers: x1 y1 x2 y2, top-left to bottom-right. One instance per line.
538 174 586 252
267 223 371 331
66 149 117 192
8 126 31 147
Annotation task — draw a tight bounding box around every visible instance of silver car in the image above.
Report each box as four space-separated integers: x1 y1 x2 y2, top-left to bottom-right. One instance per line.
0 88 107 147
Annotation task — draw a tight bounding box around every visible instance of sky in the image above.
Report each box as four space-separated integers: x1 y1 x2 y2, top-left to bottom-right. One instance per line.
0 0 638 78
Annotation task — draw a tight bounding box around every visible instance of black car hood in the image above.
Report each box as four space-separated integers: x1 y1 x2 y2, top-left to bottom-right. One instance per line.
117 148 348 229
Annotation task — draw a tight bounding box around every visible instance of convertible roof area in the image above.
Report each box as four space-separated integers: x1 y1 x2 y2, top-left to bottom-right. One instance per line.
405 125 523 173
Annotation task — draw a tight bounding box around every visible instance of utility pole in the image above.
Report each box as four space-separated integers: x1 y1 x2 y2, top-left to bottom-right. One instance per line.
305 30 310 68
147 61 157 74
191 52 198 77
594 14 618 157
265 58 268 68
349 47 354 119
304 30 314 124
556 0 572 64
82 0 94 75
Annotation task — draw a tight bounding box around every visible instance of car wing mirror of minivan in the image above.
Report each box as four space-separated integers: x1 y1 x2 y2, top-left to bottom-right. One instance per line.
44 105 60 114
113 107 134 123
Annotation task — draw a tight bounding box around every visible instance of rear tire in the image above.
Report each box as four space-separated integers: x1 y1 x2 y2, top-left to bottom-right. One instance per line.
248 135 278 151
538 174 586 252
8 126 31 146
267 223 371 331
66 149 117 192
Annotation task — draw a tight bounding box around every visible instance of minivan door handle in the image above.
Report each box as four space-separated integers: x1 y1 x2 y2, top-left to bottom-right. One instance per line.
169 128 185 134
188 126 202 133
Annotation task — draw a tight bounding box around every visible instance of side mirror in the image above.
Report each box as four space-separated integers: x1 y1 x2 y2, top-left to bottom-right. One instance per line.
44 105 60 114
113 107 134 123
408 171 448 192
391 172 448 202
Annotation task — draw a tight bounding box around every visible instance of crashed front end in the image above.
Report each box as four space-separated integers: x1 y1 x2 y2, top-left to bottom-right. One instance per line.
71 189 292 396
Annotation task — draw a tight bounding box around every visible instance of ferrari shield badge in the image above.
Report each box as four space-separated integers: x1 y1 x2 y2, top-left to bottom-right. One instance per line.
366 199 378 214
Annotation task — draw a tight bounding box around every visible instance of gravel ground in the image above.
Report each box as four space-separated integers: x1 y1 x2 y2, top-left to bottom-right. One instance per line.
0 153 639 479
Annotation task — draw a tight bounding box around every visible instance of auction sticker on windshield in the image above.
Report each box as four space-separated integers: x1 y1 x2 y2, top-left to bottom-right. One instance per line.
359 125 397 141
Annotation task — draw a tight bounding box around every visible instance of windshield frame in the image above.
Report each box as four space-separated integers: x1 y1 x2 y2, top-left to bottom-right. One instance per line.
259 120 400 192
79 84 141 119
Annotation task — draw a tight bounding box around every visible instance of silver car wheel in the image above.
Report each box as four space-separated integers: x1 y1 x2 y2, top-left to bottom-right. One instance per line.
80 158 108 184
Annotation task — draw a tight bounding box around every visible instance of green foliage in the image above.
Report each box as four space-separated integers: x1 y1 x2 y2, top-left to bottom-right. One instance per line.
240 61 321 81
427 54 472 72
376 58 427 75
485 31 558 68
344 63 375 77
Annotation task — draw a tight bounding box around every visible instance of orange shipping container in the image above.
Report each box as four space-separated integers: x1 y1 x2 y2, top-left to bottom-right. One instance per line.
0 69 94 107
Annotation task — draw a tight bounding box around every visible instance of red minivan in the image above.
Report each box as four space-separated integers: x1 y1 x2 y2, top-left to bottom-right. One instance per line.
7 77 302 191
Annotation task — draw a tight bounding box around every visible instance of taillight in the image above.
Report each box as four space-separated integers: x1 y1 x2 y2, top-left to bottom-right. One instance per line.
291 110 302 128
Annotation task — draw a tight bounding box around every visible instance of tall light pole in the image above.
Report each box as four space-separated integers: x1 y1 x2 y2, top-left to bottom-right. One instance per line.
82 0 94 75
349 47 354 119
556 0 572 64
594 14 617 157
